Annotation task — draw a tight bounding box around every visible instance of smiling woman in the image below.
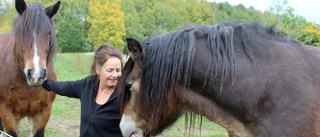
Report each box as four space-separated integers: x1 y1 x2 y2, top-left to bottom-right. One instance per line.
41 44 125 137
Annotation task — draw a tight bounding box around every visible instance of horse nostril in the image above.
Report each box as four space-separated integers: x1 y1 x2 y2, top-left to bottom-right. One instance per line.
27 69 32 76
39 69 47 80
42 69 46 77
26 69 34 83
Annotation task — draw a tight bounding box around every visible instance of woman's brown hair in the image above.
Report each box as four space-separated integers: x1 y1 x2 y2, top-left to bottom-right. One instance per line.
88 44 123 80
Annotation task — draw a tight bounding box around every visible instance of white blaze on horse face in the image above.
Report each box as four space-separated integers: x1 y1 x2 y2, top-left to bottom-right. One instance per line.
32 35 41 80
119 115 143 137
24 32 41 85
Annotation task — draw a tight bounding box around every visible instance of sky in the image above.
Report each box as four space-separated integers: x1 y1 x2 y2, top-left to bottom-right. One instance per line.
208 0 320 25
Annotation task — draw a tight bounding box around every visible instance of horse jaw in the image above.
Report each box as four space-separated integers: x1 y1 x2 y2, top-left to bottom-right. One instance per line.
119 115 143 137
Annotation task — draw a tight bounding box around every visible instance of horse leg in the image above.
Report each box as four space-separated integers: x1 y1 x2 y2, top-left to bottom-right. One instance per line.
29 104 52 137
0 111 19 137
0 118 3 132
0 118 3 137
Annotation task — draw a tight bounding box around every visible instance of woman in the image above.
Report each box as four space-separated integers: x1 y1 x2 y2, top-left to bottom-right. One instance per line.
42 44 126 137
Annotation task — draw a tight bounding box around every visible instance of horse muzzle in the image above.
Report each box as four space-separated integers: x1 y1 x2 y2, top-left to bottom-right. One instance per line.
120 115 144 137
25 68 47 86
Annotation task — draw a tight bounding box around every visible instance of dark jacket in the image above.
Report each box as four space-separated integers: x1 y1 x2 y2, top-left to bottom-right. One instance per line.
42 76 123 137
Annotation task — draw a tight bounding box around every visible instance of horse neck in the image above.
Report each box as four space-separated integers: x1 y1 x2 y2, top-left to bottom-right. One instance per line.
0 33 15 62
46 60 56 80
176 86 252 136
0 34 26 85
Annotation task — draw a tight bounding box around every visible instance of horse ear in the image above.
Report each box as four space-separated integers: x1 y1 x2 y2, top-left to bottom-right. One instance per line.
126 37 143 60
15 0 27 15
45 1 61 18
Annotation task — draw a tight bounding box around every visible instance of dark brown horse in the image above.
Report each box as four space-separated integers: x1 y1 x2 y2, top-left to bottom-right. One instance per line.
118 21 320 137
0 0 60 136
305 45 320 58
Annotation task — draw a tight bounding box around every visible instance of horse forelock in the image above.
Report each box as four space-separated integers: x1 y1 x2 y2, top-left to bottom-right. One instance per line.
13 3 57 63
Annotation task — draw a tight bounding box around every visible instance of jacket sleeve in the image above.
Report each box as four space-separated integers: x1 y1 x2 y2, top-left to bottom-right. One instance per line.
42 77 88 98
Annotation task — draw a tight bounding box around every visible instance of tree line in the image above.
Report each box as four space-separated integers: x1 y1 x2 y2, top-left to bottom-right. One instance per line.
0 0 319 53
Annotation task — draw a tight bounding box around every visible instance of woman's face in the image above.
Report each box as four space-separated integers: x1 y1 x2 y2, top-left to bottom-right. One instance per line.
96 57 122 88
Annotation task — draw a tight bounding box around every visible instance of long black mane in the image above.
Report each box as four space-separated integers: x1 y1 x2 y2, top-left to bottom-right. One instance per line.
120 21 293 126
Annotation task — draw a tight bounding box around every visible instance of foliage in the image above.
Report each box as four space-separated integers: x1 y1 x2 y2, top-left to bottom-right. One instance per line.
141 1 184 36
180 0 213 25
55 0 90 52
213 2 275 25
301 23 320 46
87 0 126 51
267 0 318 45
0 0 319 52
280 7 306 39
0 0 15 32
120 0 144 41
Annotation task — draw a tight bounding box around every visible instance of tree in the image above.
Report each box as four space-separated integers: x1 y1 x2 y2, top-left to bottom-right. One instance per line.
268 0 307 40
183 0 213 24
215 2 233 22
301 23 320 46
56 8 90 52
121 0 213 38
0 0 16 32
281 6 306 39
87 0 126 51
55 0 90 52
141 1 184 36
268 0 288 24
121 0 145 41
123 0 185 37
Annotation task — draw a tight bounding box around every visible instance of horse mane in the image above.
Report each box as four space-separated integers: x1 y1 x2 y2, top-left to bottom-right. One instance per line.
124 21 293 127
118 57 135 114
13 3 57 63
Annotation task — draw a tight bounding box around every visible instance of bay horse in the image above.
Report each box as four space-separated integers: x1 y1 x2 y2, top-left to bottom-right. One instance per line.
118 21 320 137
0 0 60 136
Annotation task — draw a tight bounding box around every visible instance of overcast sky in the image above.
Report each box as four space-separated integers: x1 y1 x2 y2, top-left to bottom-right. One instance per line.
209 0 320 25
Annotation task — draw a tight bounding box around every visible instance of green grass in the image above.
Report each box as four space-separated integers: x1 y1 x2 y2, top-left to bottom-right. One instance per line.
17 53 227 137
54 53 93 81
159 115 228 137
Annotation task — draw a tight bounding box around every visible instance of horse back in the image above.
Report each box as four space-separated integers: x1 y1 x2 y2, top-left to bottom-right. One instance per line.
305 45 320 58
192 34 320 136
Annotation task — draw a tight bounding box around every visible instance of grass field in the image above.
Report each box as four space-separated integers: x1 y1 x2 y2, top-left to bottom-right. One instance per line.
18 53 228 137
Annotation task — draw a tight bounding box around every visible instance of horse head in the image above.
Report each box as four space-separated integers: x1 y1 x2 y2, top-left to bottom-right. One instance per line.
13 0 60 86
118 37 182 137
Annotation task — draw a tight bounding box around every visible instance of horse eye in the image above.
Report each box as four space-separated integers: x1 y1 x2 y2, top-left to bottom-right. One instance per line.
47 31 52 47
125 83 132 91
